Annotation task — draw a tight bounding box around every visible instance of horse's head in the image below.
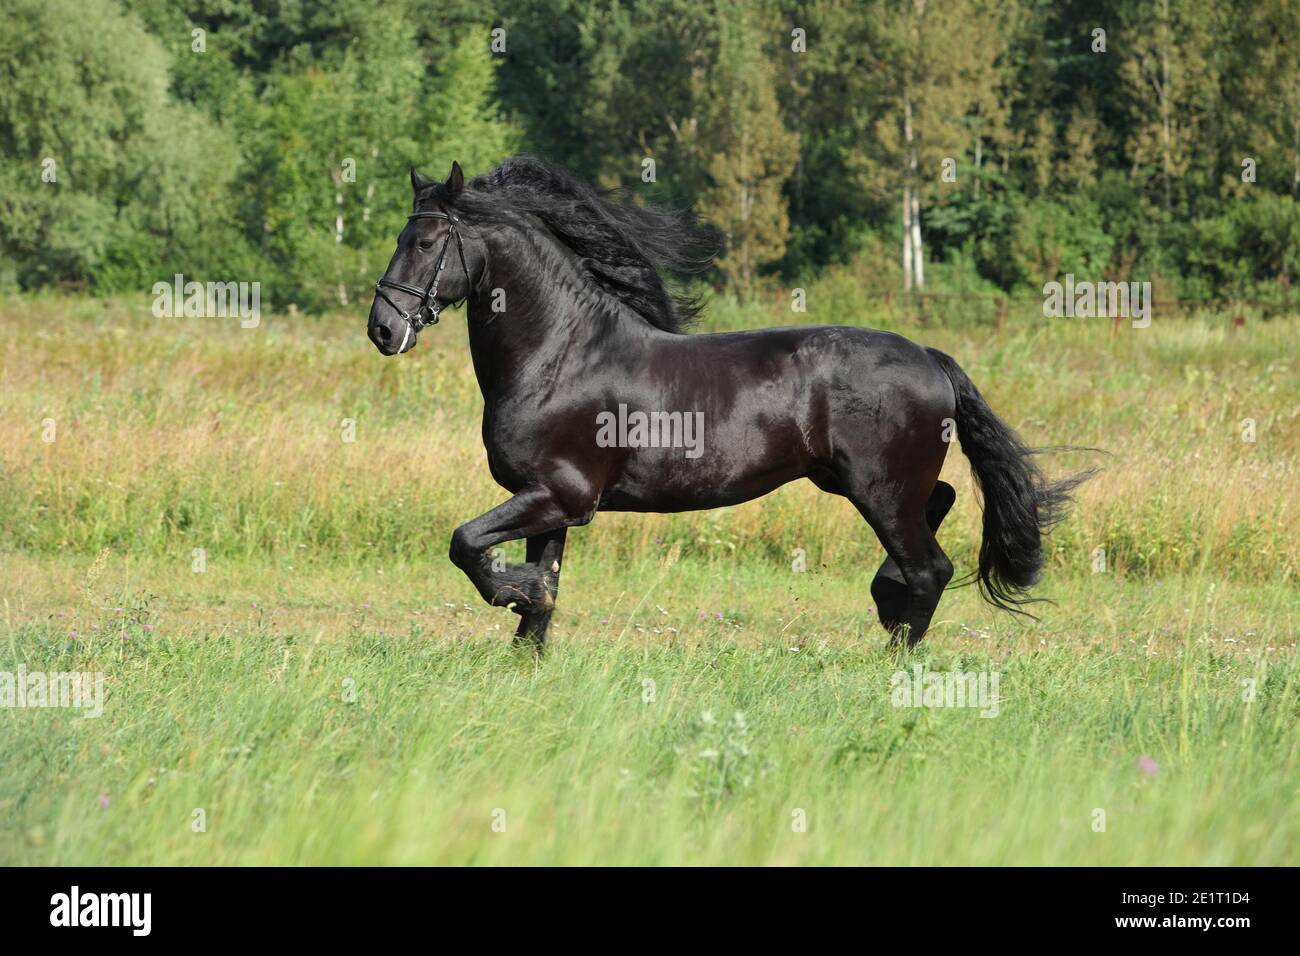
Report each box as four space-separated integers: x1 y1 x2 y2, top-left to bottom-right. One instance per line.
368 161 483 355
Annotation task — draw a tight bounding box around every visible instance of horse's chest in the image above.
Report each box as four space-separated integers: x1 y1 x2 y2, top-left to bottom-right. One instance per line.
480 413 532 492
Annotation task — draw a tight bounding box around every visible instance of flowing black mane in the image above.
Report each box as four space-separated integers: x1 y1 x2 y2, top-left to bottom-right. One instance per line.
415 156 719 334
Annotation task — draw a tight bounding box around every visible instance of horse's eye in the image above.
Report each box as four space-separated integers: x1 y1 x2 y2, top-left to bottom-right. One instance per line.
418 240 433 251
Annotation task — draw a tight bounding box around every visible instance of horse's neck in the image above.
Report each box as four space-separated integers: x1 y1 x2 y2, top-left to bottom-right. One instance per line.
465 227 653 402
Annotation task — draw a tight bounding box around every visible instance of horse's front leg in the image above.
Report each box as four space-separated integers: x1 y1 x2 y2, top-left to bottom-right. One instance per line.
448 487 587 648
513 528 568 650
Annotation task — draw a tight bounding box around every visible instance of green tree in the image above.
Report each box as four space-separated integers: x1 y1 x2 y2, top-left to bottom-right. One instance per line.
691 1 798 297
418 33 524 178
1117 0 1217 217
0 0 243 290
857 0 1012 292
240 17 521 310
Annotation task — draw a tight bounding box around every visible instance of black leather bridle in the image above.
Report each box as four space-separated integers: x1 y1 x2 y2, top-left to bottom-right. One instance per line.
374 208 470 351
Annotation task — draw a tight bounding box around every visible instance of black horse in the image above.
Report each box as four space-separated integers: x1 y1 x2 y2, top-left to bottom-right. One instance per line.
368 157 1090 650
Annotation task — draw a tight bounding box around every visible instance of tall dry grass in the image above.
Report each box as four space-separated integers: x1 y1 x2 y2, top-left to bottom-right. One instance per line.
1 292 1295 582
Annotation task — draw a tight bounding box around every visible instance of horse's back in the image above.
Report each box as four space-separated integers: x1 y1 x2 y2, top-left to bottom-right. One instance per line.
671 323 952 409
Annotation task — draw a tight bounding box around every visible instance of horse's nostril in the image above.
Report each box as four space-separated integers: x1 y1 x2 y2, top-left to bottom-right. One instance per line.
374 323 391 344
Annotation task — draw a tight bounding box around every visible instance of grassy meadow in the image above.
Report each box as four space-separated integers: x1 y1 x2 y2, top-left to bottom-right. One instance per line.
1 290 1297 865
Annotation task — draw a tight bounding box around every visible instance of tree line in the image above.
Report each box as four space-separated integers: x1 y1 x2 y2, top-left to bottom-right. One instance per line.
2 0 1298 313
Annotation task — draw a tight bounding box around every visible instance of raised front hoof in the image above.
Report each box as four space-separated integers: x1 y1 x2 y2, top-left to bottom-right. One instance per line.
492 567 557 614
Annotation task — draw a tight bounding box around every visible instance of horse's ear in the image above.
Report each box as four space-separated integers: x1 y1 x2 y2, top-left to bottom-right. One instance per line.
410 166 434 194
446 161 464 196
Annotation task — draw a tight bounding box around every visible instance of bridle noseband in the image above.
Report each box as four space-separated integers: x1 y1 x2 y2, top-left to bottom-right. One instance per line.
374 208 470 351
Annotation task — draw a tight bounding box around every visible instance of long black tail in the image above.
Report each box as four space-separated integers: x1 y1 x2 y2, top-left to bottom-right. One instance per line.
927 348 1095 614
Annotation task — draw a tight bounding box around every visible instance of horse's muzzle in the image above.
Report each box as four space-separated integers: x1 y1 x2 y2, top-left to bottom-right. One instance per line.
368 302 415 355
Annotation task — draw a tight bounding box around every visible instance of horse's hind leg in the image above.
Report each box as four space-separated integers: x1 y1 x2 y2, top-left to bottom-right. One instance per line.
864 502 953 646
870 480 955 632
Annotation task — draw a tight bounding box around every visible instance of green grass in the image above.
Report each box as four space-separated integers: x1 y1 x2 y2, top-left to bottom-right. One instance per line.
1 292 1297 864
1 553 1296 865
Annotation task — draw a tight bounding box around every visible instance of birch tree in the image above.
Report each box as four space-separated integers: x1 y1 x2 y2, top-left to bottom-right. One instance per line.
858 0 1009 293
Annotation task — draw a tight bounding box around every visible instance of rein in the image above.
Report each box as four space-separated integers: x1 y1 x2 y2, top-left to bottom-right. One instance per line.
374 208 471 350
